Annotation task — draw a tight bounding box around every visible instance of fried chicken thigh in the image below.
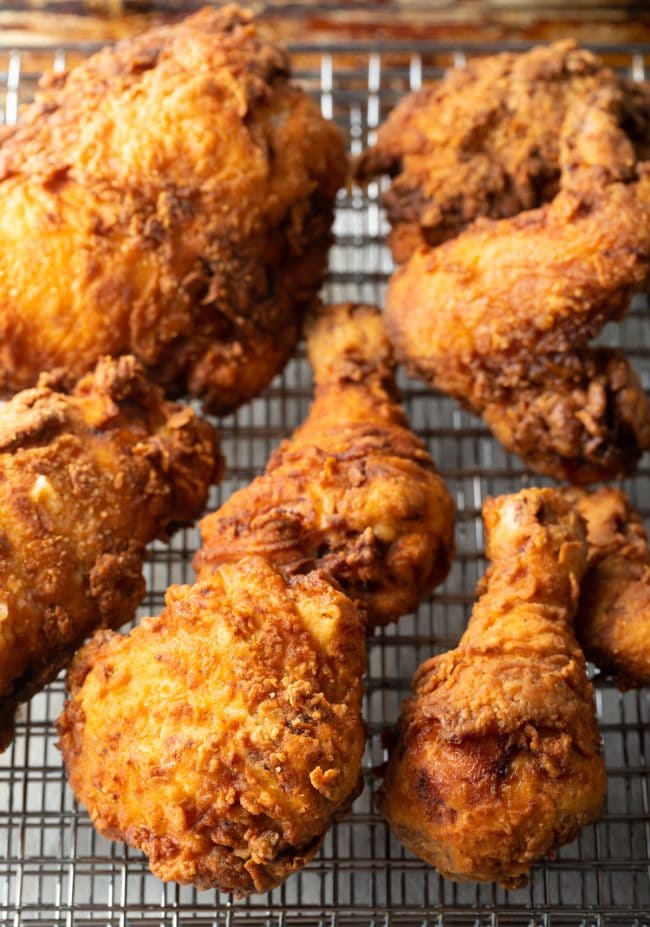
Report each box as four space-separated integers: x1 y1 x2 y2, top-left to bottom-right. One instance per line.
385 76 650 482
0 6 346 413
195 303 455 626
0 356 221 748
566 487 650 688
380 489 606 887
357 40 650 261
58 557 366 897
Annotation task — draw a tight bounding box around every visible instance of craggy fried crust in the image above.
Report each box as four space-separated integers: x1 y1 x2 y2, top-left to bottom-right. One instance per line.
385 81 650 482
58 557 366 897
0 6 347 413
565 487 650 688
379 489 606 888
356 40 650 261
0 355 222 747
194 303 455 627
482 348 650 484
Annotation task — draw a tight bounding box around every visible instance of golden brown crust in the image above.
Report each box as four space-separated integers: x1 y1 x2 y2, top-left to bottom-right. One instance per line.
194 303 455 627
384 77 650 483
379 488 606 888
482 348 650 483
58 557 366 897
565 486 650 688
356 40 650 260
0 6 347 414
0 355 222 748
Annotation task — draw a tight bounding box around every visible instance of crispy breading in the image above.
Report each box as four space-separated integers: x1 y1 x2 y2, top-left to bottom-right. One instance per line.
0 356 221 748
0 6 346 413
385 81 650 482
57 557 366 897
379 489 606 888
57 303 451 897
356 40 650 261
565 486 650 688
482 348 650 484
194 303 455 627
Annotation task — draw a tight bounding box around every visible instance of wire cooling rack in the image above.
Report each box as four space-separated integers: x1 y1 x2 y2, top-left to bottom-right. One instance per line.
1 36 650 927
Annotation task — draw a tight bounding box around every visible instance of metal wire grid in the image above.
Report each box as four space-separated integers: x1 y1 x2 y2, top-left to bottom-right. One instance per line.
0 37 649 927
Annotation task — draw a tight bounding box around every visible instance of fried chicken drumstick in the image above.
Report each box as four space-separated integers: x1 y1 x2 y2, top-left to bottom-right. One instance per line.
384 71 650 482
58 557 366 897
0 356 221 749
566 486 650 688
380 489 606 888
194 302 455 627
0 6 346 414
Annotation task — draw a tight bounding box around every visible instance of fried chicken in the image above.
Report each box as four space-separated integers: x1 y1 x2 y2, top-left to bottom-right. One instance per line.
194 303 455 627
0 356 221 748
481 348 650 484
385 79 650 482
379 488 606 888
356 40 650 262
56 303 451 896
0 6 346 414
58 557 366 897
566 486 650 688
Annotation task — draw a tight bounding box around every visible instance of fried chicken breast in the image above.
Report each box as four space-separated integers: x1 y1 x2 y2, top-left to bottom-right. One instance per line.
194 303 455 627
0 6 346 414
566 486 650 688
379 489 606 888
58 557 366 897
385 79 650 482
0 356 221 748
356 40 650 262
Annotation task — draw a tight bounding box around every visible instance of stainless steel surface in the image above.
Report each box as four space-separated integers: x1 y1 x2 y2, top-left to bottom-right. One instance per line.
1 41 650 927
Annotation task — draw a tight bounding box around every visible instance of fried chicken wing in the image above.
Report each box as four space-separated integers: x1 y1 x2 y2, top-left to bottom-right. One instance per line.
0 356 221 748
356 40 650 262
0 6 346 414
194 303 455 627
566 487 650 688
58 557 366 897
385 79 650 482
379 489 606 888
